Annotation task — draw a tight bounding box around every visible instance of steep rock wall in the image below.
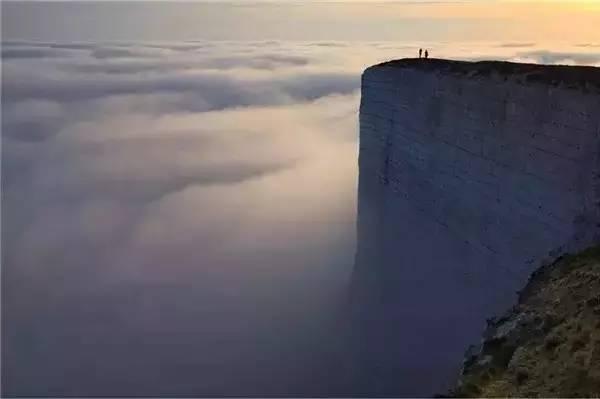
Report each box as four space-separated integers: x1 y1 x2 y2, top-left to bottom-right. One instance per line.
351 59 600 396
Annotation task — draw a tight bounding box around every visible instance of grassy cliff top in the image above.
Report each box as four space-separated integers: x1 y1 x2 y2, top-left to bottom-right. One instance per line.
369 58 600 92
450 246 600 397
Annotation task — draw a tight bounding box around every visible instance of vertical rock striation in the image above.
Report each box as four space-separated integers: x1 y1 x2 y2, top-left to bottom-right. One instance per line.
351 59 600 396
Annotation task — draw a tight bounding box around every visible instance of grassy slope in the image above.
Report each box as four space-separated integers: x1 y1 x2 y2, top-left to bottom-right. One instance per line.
452 246 600 398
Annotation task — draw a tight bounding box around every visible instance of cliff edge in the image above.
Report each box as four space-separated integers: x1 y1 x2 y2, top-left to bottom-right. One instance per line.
352 58 600 396
370 58 600 92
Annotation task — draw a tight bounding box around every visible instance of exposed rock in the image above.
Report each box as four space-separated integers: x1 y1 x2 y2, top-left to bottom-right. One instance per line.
355 58 600 396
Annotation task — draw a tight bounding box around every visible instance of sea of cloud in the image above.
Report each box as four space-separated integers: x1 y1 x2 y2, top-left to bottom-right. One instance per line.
2 39 599 396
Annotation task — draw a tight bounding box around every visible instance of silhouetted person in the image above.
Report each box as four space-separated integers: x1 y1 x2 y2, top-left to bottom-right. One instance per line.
425 49 429 59
419 48 422 58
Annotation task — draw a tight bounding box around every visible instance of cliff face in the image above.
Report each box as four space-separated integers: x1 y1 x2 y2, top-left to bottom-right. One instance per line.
351 59 600 396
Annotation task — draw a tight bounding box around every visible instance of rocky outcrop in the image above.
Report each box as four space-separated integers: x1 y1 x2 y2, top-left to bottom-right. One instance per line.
351 58 600 395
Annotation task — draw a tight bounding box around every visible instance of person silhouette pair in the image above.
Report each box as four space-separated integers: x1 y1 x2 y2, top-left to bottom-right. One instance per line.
418 48 429 59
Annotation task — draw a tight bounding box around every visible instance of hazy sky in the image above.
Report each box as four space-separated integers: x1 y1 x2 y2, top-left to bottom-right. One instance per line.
3 1 600 42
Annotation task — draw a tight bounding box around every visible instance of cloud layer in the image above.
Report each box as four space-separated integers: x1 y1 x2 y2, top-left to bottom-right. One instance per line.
3 40 600 396
2 41 363 396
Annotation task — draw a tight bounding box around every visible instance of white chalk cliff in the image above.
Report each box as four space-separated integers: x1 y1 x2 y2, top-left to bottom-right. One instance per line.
350 59 600 396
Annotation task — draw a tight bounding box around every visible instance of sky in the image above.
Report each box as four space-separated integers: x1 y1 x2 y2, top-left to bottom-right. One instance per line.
2 1 600 396
3 1 600 42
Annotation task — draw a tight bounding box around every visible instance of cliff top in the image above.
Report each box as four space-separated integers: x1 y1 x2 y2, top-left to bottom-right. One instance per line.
369 58 600 92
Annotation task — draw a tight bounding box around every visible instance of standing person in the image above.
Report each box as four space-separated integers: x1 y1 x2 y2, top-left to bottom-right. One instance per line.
419 48 422 58
425 49 429 59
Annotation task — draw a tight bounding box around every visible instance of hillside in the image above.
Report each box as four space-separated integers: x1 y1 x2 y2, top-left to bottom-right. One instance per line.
452 246 600 397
